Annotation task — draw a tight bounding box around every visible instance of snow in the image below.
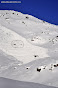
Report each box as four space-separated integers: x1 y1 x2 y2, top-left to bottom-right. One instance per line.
27 35 47 45
0 10 58 87
0 24 48 64
0 77 56 88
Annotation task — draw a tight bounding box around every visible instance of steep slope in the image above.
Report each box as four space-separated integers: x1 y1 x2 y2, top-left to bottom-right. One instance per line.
0 10 58 87
0 24 48 64
0 77 57 88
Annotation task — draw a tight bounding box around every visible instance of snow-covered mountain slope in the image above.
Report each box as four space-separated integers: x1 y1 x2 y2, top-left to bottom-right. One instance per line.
0 77 57 88
0 10 58 87
0 24 48 64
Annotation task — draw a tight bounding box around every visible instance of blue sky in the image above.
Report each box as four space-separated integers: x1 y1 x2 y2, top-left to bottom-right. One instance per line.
0 0 58 25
